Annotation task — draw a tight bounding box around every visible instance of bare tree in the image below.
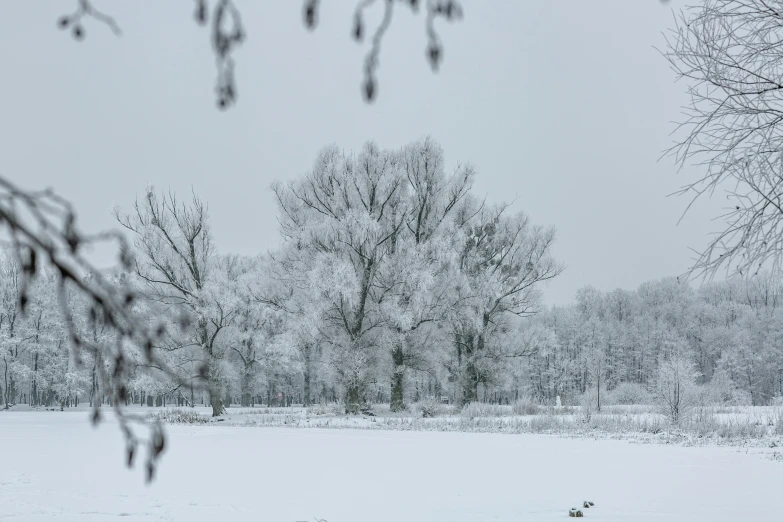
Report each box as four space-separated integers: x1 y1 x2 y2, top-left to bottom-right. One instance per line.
652 337 700 425
663 0 783 278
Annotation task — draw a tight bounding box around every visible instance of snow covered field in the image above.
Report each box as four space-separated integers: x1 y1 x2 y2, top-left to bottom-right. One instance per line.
1 411 782 521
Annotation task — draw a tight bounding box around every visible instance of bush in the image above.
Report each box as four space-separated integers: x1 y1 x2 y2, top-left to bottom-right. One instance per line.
409 398 453 418
652 351 701 425
149 408 210 424
703 371 752 406
420 402 439 418
528 414 562 432
460 402 508 419
774 408 783 436
307 403 343 416
511 397 541 416
578 388 598 422
607 382 651 405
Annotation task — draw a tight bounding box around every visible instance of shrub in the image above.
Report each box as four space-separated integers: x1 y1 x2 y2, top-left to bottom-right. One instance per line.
420 400 440 418
528 414 562 432
704 371 752 406
774 408 783 436
607 382 651 405
307 403 343 416
578 388 598 422
460 402 508 419
409 398 453 418
149 408 210 424
511 397 541 416
652 351 700 425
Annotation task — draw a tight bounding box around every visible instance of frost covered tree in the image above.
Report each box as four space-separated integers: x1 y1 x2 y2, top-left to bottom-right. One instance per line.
581 318 609 413
448 199 563 404
0 176 180 480
513 272 783 407
268 137 565 410
270 138 564 410
383 137 474 411
224 258 281 407
255 250 332 406
0 253 23 409
652 337 700 425
116 189 249 417
272 142 409 413
0 0 471 452
0 251 123 411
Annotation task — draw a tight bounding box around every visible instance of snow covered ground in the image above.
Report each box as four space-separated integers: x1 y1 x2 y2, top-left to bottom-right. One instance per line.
1 411 782 521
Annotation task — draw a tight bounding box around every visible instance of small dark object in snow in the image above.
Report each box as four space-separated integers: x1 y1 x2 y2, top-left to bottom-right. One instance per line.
583 501 594 508
569 507 583 517
360 408 375 417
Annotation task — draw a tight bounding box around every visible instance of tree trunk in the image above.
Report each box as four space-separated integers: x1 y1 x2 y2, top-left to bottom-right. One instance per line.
596 372 601 413
390 345 406 412
3 357 9 409
240 360 253 407
8 375 16 408
345 385 361 414
31 352 38 407
200 319 224 417
462 358 480 405
210 392 225 417
303 345 312 407
460 331 480 405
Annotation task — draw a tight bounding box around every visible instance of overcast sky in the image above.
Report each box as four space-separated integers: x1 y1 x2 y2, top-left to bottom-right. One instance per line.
0 1 723 306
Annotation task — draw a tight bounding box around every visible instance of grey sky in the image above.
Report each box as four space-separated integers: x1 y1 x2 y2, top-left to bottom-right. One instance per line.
0 1 722 306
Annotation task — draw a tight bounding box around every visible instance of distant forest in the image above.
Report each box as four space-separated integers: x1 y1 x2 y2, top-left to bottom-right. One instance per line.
2 139 780 416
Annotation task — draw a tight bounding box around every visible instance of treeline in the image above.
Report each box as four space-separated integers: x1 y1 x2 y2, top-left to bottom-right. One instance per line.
4 138 777 415
522 276 783 406
0 138 561 414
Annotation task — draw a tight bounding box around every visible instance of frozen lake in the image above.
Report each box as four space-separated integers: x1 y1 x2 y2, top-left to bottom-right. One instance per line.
0 411 780 521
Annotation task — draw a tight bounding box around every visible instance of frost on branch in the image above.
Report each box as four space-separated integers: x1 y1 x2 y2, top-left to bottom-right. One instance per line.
663 1 783 279
0 176 198 482
55 0 462 106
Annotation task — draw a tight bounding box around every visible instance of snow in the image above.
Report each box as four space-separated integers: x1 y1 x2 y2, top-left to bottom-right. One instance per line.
1 411 781 521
